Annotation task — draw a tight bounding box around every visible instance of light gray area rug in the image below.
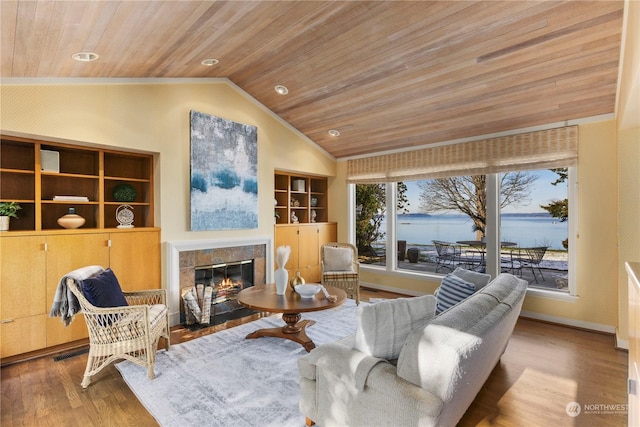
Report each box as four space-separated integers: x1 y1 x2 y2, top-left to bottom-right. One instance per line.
116 300 358 427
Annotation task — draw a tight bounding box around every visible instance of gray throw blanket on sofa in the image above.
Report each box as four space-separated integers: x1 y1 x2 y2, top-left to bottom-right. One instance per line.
49 265 104 326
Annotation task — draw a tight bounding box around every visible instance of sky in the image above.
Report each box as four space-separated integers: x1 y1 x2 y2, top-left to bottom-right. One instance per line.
402 170 567 214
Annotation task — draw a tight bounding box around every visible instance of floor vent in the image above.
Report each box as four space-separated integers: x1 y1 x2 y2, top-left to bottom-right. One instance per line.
53 348 89 362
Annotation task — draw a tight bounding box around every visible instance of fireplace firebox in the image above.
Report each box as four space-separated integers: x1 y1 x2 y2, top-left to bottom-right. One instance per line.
186 259 256 326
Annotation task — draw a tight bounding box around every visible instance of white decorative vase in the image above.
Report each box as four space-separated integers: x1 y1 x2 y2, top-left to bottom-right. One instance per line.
0 216 9 231
274 268 288 295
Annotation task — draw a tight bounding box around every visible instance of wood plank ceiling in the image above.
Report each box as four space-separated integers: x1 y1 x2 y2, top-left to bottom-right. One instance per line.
0 1 624 159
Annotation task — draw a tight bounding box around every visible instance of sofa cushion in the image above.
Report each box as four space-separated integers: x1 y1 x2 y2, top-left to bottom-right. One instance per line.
451 267 491 290
435 274 476 313
479 273 526 306
397 275 527 396
397 293 503 390
323 271 359 281
82 268 128 308
354 295 436 360
324 246 354 271
96 304 167 342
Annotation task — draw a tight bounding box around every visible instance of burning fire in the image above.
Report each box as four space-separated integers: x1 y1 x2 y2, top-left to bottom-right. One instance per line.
218 277 236 290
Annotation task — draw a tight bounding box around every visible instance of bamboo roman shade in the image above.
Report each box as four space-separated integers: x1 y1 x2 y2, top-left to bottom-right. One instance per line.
346 126 578 183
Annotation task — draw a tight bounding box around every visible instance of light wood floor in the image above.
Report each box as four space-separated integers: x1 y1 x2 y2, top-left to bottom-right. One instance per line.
1 288 628 427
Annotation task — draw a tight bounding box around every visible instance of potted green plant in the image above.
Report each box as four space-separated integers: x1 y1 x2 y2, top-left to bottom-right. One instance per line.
0 202 21 231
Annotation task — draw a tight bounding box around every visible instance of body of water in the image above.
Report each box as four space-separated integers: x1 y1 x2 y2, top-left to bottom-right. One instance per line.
389 213 568 250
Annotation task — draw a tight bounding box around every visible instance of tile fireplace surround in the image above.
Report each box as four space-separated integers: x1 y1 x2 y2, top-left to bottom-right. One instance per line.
166 237 273 326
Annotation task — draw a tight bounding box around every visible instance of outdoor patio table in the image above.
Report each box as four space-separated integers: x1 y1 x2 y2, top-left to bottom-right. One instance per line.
456 240 517 267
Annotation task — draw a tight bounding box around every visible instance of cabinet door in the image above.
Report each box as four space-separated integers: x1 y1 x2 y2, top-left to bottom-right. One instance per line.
1 235 47 319
274 225 300 282
0 235 47 357
317 223 337 248
109 230 161 291
45 233 110 346
298 225 320 282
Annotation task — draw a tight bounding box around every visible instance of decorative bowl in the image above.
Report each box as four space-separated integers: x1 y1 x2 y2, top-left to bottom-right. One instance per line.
295 284 321 299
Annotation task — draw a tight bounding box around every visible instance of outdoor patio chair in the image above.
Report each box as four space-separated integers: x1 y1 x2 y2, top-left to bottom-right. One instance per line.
513 246 548 283
321 242 360 304
64 267 170 388
432 240 479 272
500 249 522 275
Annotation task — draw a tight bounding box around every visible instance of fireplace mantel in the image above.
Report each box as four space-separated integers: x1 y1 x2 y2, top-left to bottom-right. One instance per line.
166 236 273 326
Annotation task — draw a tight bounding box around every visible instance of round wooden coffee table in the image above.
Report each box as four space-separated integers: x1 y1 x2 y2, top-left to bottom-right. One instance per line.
237 284 347 352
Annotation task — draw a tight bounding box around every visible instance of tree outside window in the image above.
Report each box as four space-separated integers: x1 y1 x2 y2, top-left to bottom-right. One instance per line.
417 172 537 239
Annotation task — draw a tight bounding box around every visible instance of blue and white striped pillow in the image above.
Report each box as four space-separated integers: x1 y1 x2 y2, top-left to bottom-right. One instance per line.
435 274 476 313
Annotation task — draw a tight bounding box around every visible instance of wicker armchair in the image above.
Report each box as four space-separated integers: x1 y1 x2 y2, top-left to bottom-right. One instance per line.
321 242 360 305
67 276 170 388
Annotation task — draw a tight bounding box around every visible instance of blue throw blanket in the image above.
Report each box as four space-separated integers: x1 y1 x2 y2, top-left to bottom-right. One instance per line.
49 265 104 326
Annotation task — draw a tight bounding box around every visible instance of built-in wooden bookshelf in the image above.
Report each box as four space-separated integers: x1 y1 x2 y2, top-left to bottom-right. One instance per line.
274 171 328 224
0 135 154 231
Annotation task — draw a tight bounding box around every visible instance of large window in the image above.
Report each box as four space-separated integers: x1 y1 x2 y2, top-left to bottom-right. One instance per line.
354 167 575 296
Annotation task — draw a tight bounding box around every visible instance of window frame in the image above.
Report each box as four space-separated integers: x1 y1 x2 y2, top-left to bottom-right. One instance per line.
350 166 578 301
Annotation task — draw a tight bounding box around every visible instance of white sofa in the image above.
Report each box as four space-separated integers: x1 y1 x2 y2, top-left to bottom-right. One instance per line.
297 272 528 427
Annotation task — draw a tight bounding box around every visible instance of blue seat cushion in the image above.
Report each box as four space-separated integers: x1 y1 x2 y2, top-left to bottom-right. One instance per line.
82 268 128 308
435 273 476 314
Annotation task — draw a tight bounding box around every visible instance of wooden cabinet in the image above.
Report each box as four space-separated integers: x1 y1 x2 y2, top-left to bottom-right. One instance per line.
0 229 160 358
0 235 47 357
44 233 110 347
274 171 334 283
275 172 329 225
109 230 161 292
0 135 154 231
0 135 160 359
274 223 337 283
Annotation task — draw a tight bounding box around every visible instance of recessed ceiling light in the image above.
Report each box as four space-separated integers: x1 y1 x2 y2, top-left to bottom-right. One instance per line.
328 129 341 137
274 85 289 95
72 52 99 62
201 58 219 66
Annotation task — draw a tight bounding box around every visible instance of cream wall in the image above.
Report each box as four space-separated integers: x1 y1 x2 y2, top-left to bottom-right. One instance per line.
523 121 618 329
616 0 640 345
0 80 336 253
619 126 640 343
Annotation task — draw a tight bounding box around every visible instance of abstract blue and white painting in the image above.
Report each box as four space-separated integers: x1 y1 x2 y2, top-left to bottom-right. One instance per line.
190 111 258 231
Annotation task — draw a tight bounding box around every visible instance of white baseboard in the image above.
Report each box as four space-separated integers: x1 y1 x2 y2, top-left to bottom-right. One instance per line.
169 312 181 327
520 310 616 334
616 337 629 350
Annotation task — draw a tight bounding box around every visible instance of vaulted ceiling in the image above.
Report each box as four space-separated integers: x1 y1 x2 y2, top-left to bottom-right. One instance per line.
0 1 625 159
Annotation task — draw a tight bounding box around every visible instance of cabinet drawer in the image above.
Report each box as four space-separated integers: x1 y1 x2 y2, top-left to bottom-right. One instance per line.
46 314 89 347
0 315 47 358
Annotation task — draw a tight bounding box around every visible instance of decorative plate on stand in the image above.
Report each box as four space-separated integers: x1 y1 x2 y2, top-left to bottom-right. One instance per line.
116 204 135 228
